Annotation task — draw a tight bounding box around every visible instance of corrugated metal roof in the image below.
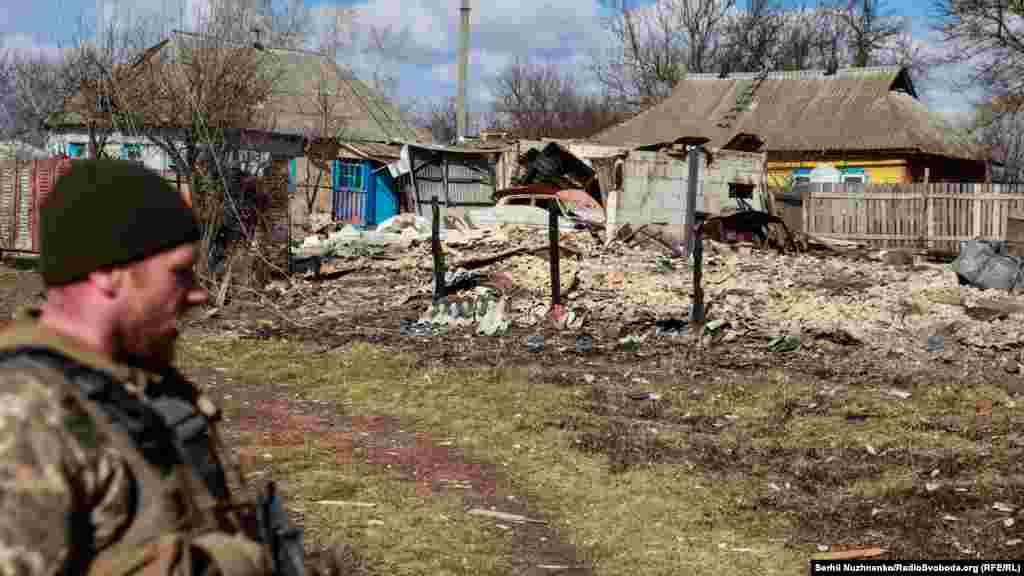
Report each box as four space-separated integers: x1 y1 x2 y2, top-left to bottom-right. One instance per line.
593 67 981 161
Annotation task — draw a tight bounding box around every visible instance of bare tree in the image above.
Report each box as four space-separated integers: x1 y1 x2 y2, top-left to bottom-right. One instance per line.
934 0 1024 111
5 51 75 148
720 0 785 73
492 58 627 139
971 100 1024 182
57 2 305 278
676 0 737 73
591 0 690 110
412 95 458 144
204 0 312 50
774 6 830 70
5 16 161 153
592 0 737 109
0 41 13 138
837 0 907 68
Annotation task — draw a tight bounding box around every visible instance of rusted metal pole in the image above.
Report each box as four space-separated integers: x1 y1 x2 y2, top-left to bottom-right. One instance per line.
549 204 561 306
690 220 705 324
432 196 445 302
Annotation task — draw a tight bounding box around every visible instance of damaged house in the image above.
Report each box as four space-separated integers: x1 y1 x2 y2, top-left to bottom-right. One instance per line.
491 137 768 240
593 66 985 186
46 30 426 239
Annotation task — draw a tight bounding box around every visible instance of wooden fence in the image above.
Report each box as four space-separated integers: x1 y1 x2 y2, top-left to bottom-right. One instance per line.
790 183 1024 252
0 158 73 253
0 159 193 254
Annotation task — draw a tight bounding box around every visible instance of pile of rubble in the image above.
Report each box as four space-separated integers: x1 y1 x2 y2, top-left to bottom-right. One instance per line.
276 217 1024 361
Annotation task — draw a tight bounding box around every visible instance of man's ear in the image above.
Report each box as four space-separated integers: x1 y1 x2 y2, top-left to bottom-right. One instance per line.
88 267 124 298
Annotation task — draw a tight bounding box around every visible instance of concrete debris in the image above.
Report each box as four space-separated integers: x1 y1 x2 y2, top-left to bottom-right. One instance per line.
992 502 1017 514
926 335 945 353
618 334 646 350
477 297 510 336
767 335 801 353
378 213 430 235
276 210 1024 361
575 334 595 354
883 388 912 400
307 212 333 233
525 335 545 353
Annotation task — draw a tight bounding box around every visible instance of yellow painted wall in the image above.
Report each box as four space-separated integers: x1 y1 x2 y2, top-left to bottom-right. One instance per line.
768 158 910 187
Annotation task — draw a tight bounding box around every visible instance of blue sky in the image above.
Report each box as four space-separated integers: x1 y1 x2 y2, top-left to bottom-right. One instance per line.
0 0 978 121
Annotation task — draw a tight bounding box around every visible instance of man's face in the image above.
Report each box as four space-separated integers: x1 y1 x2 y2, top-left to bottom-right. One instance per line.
116 243 208 371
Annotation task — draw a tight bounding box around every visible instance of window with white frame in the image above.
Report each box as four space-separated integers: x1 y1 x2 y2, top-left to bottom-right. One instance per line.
337 161 363 189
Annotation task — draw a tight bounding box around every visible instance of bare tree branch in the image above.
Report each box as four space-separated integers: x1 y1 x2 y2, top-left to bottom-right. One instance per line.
837 0 907 67
492 58 627 139
934 0 1024 111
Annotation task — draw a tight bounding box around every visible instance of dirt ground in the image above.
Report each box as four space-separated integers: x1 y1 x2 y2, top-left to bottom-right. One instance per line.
3 240 1023 575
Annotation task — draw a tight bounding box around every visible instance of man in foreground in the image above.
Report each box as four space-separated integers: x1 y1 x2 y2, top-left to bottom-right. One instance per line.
0 159 286 575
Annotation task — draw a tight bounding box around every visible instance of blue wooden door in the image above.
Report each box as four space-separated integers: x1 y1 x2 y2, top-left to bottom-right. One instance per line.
333 160 368 225
370 169 399 225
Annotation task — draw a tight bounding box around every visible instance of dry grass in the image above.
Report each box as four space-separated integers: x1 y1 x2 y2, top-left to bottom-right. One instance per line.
178 332 1024 575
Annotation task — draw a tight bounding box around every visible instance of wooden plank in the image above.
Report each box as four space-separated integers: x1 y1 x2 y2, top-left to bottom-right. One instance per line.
808 192 925 200
975 183 984 239
801 192 1024 202
812 548 886 561
798 186 806 235
816 232 998 242
920 184 927 246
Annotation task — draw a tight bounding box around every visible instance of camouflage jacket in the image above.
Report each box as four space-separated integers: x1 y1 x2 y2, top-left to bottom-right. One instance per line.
0 311 272 576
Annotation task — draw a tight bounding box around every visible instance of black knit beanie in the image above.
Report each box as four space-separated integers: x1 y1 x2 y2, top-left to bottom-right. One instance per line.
40 159 200 286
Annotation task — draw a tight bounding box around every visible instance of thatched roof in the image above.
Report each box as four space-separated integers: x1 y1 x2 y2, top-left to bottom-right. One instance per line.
262 46 421 143
593 67 980 161
49 31 423 145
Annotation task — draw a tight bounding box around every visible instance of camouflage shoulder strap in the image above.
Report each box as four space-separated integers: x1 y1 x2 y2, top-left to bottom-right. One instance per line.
0 346 230 501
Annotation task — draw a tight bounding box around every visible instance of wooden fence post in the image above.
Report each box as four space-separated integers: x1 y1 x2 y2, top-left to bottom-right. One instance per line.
802 186 812 238
925 183 934 250
691 219 705 324
431 196 445 303
973 183 983 240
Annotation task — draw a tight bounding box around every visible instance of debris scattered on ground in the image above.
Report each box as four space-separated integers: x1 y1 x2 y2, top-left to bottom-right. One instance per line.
575 334 594 354
811 548 887 561
883 388 912 400
926 335 945 353
993 502 1017 514
953 240 1024 291
315 501 377 508
467 508 547 525
768 335 801 353
525 334 545 353
235 211 1024 368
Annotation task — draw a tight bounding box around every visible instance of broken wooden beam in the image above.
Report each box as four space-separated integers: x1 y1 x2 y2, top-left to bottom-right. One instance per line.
811 547 886 561
467 508 547 525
